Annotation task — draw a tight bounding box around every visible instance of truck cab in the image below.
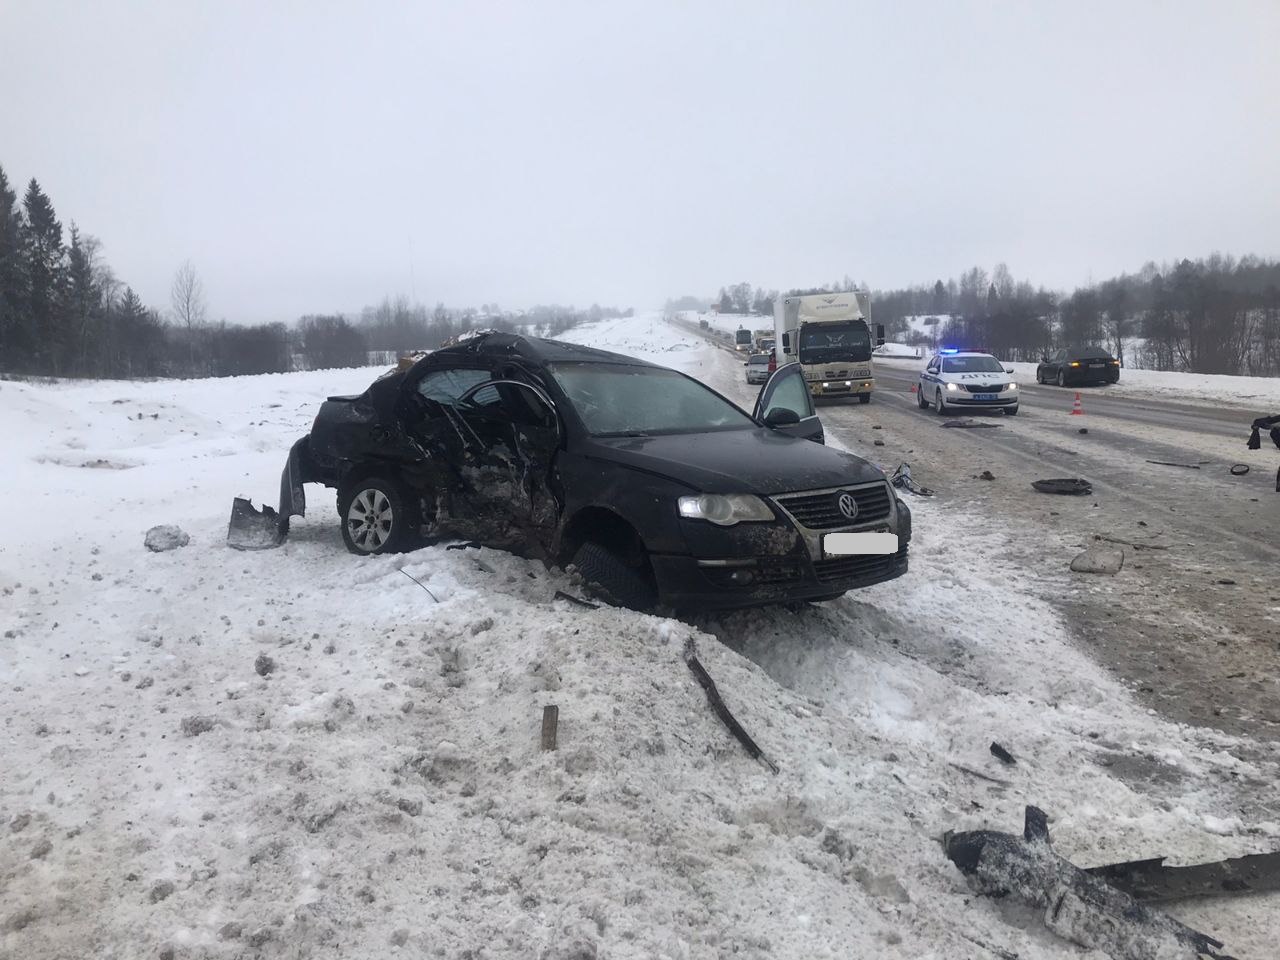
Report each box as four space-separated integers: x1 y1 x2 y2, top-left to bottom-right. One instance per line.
774 292 885 404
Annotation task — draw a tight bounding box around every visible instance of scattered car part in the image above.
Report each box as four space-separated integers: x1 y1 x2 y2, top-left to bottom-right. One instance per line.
684 640 778 774
989 742 1016 765
944 806 1235 960
226 497 286 550
399 568 438 602
1229 464 1250 476
1146 460 1201 469
890 462 934 497
976 470 995 481
1078 427 1089 434
1085 849 1280 903
1095 534 1169 551
552 590 597 610
941 419 1001 428
1032 478 1092 495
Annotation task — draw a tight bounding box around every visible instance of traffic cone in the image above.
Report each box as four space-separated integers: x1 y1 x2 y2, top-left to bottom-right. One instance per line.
1070 392 1084 415
910 383 918 393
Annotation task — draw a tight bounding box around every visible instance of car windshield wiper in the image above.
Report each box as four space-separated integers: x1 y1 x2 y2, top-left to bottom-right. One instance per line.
597 430 652 438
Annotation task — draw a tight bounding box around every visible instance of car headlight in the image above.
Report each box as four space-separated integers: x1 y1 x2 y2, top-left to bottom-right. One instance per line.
945 382 960 391
1008 382 1018 390
677 494 774 525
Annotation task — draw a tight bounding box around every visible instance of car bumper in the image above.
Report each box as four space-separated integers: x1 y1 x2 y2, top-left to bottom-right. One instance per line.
746 372 770 383
650 545 909 610
807 379 874 397
943 392 1018 407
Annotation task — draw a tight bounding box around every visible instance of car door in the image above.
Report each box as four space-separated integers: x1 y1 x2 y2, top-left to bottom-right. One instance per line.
923 356 940 391
752 361 823 443
446 378 564 555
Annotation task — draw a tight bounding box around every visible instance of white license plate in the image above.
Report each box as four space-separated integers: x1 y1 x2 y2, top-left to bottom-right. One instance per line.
1089 363 1104 369
823 531 899 556
974 393 997 400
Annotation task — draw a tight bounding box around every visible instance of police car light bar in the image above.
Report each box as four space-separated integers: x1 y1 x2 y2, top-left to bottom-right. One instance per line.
939 348 960 354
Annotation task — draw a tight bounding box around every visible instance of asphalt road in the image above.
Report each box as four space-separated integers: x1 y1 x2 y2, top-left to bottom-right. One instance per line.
688 318 1280 741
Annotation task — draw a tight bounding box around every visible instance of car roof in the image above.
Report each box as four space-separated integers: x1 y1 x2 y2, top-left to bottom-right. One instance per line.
937 351 996 359
425 331 660 369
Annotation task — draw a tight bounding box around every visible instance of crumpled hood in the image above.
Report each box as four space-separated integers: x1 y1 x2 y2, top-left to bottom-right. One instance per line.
583 428 884 495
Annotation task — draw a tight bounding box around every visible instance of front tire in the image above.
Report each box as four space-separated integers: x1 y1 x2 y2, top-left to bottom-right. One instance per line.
1056 370 1066 387
1005 404 1019 416
934 390 949 416
858 393 871 404
338 474 418 555
1035 368 1044 384
572 541 657 611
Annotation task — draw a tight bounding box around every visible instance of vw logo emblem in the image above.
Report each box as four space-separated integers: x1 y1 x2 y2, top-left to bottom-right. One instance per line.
836 492 859 520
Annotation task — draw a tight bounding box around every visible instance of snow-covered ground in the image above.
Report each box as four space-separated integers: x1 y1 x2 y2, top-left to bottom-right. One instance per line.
2 316 1276 959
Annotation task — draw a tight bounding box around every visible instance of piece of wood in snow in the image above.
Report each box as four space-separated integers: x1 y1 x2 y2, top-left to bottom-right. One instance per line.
541 705 558 751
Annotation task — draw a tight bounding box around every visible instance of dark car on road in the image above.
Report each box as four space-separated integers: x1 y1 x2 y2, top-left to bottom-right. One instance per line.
239 333 911 611
1036 347 1121 386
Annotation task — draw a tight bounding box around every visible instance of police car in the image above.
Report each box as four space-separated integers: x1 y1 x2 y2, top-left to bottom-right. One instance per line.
917 349 1019 416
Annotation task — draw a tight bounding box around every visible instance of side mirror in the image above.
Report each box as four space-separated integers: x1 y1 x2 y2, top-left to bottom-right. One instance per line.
781 333 791 351
764 407 800 428
875 323 885 346
1041 355 1049 364
743 361 749 366
1005 367 1014 374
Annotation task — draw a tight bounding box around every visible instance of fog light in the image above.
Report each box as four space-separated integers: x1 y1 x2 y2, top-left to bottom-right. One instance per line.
822 381 830 388
844 380 852 386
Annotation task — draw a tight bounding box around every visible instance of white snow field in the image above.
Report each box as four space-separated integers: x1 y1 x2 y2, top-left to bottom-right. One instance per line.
2 315 1277 959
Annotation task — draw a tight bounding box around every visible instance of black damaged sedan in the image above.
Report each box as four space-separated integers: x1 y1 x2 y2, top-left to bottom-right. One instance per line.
237 332 911 611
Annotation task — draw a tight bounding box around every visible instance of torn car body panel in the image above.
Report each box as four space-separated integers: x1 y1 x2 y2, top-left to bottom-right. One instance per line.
945 806 1236 960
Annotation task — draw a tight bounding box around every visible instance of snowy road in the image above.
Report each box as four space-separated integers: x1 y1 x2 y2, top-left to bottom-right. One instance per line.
3 316 1278 960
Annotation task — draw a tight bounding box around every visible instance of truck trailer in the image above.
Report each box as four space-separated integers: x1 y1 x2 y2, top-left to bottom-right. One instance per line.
773 292 885 402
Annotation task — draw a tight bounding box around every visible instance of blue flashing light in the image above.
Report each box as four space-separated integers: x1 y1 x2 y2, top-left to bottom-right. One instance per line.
939 348 960 354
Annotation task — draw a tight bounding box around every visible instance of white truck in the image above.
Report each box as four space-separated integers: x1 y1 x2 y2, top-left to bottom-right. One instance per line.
773 292 885 403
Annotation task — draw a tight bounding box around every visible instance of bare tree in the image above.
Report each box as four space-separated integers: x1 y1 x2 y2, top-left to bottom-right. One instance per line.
170 259 206 374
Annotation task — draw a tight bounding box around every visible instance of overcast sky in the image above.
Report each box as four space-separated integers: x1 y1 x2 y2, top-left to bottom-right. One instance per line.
2 1 1277 322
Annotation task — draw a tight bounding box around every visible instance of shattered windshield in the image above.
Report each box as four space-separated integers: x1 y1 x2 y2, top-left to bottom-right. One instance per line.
942 356 1005 373
548 362 754 436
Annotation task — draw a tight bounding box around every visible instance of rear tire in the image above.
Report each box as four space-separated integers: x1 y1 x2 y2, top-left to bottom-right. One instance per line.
338 474 418 555
916 386 929 409
858 393 871 404
572 541 657 611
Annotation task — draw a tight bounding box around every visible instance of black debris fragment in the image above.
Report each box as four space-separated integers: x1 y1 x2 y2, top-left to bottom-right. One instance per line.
553 590 598 610
941 419 1001 429
945 806 1236 960
1085 849 1280 902
989 742 1016 765
1078 427 1089 434
684 640 778 774
399 569 439 603
975 470 995 481
1146 460 1201 470
1032 478 1093 495
445 541 483 551
890 463 934 497
1229 464 1250 476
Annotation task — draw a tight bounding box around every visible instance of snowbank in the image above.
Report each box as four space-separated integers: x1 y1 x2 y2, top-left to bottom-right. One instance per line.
2 319 1275 959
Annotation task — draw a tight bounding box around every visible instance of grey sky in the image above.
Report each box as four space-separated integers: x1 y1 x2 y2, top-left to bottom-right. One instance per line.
3 1 1277 322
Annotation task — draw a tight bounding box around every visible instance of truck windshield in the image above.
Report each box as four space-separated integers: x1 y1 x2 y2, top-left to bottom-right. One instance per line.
735 330 753 344
798 323 871 364
548 362 755 436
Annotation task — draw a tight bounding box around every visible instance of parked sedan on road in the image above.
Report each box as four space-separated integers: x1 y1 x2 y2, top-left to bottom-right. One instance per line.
1036 347 1121 386
230 332 911 612
744 353 771 384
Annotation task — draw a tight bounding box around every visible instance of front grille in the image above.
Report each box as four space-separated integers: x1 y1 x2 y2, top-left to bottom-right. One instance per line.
775 483 892 530
964 383 1007 393
814 545 908 583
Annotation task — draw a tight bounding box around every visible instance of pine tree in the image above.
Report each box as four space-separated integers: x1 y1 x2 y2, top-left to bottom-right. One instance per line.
21 179 66 372
0 165 25 367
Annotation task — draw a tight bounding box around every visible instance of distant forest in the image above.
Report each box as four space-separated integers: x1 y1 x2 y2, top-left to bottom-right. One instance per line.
685 256 1280 375
0 162 628 380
